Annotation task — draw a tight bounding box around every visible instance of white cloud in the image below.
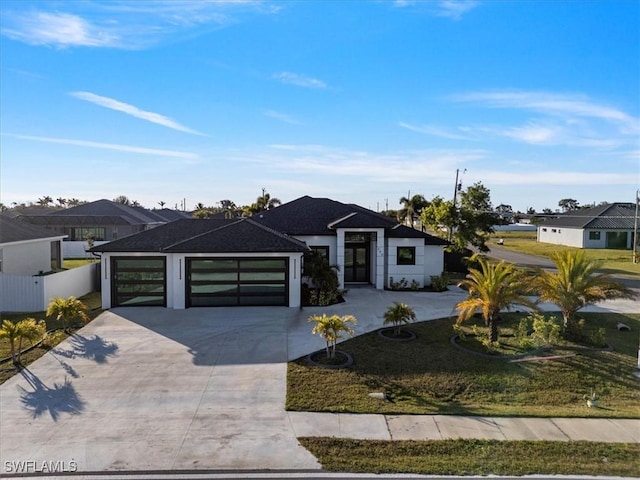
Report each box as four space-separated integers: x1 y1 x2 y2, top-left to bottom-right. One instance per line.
272 72 327 89
1 12 119 48
398 121 477 140
5 133 198 159
264 110 303 125
434 1 480 20
1 2 271 49
69 91 204 135
452 90 640 130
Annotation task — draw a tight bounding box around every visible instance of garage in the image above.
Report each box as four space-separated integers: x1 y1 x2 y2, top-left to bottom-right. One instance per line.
187 257 288 307
111 257 166 307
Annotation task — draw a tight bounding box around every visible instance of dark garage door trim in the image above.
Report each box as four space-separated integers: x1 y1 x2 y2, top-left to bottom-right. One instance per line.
111 256 166 307
186 257 289 307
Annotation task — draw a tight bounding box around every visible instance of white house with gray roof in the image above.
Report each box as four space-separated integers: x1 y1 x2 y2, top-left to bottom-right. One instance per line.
91 196 448 309
537 203 637 249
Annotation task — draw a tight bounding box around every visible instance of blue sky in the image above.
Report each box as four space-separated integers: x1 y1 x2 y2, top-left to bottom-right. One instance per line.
1 0 638 213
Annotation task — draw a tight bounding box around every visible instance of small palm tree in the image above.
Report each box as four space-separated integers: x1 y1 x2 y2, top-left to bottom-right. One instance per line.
383 302 417 336
46 296 89 333
532 250 635 338
0 318 47 365
456 256 535 343
309 314 357 359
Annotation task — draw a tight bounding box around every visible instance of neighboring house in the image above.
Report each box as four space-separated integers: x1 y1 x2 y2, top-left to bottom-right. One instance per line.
0 216 66 275
537 203 637 249
92 196 448 309
17 199 190 258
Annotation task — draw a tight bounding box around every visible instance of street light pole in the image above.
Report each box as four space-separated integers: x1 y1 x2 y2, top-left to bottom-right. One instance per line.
633 189 639 264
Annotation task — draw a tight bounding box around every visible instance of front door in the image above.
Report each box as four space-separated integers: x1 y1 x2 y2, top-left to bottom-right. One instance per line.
344 244 369 283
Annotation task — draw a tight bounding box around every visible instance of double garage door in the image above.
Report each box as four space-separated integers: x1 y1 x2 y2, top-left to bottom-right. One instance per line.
111 256 289 307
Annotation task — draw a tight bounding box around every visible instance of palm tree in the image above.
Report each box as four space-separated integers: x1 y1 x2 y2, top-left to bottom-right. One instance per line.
455 256 535 343
37 196 53 207
532 250 635 338
56 197 67 208
158 201 166 208
383 302 417 336
398 194 427 228
309 314 357 358
0 318 46 365
247 189 281 215
46 297 89 333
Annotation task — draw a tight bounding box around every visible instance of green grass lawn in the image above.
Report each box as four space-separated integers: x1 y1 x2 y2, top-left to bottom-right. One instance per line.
63 258 99 269
490 231 640 275
0 291 102 384
287 312 640 418
300 438 640 476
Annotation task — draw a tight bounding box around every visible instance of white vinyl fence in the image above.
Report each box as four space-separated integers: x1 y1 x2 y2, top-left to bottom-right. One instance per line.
0 263 99 313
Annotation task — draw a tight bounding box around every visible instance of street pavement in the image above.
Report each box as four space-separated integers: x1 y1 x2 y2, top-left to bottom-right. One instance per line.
1 288 639 475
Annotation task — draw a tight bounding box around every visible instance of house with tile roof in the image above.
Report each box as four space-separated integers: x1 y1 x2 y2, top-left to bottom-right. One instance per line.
17 199 191 258
0 216 67 276
91 196 448 309
536 203 637 249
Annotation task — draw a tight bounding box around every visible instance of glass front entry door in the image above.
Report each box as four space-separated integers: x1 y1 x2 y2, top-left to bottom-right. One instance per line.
344 244 369 283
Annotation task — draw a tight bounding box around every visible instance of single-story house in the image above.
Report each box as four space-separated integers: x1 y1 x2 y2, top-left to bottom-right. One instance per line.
537 203 637 249
92 196 448 309
17 199 191 258
0 216 66 275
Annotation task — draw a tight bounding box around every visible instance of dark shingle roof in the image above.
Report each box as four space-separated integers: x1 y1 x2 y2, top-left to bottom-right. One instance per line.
255 196 447 245
0 216 66 243
48 199 165 225
91 218 307 253
540 203 636 229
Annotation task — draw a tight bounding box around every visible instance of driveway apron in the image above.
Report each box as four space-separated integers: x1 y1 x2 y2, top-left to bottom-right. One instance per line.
0 307 320 472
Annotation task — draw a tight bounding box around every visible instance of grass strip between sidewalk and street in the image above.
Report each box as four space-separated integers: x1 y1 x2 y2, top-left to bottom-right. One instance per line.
299 437 640 476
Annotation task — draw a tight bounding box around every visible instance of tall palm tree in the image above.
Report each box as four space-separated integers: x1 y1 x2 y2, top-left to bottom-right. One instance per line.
532 250 635 337
398 194 427 228
46 297 89 333
455 256 535 343
383 302 417 336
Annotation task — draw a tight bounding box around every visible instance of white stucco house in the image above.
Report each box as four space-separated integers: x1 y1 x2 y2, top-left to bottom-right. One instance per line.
92 196 448 309
0 216 66 276
537 203 637 249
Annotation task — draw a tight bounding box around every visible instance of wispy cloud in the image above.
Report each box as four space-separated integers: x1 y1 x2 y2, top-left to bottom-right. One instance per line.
264 110 303 125
273 72 327 89
398 121 477 140
394 1 480 20
434 1 480 20
452 90 640 130
5 133 198 159
69 91 204 135
1 2 271 49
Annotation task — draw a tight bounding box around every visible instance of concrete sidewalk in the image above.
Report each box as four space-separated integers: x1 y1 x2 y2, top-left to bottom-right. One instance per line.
289 412 640 443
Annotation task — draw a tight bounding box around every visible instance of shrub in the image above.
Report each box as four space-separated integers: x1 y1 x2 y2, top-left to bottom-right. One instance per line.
530 313 561 347
389 277 408 290
430 273 449 292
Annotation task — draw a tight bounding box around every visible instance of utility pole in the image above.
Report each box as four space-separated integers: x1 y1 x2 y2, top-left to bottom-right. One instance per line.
633 189 639 264
450 169 466 242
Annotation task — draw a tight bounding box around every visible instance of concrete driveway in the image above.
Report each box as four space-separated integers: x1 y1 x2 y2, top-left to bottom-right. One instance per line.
1 287 638 474
0 307 321 472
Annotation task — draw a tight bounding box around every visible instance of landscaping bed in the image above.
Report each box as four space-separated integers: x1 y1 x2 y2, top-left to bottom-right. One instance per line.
287 312 640 417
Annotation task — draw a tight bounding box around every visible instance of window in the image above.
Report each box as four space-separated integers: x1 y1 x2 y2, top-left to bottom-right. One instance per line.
551 229 557 233
72 227 106 241
542 228 547 232
589 231 601 240
397 246 416 265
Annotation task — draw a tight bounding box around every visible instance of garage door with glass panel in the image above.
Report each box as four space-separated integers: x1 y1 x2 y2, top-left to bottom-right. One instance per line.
187 257 288 306
111 257 166 306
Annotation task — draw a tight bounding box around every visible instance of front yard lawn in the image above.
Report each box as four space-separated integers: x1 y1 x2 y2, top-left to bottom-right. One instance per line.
287 312 640 418
300 438 640 476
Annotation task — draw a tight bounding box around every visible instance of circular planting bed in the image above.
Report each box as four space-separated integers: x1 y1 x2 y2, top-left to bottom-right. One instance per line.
378 328 417 342
306 350 353 369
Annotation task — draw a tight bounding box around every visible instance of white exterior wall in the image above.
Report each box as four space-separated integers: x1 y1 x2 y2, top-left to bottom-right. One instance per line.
537 226 584 247
0 239 54 275
387 238 426 288
294 235 337 265
582 230 607 249
63 240 109 259
424 245 445 283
